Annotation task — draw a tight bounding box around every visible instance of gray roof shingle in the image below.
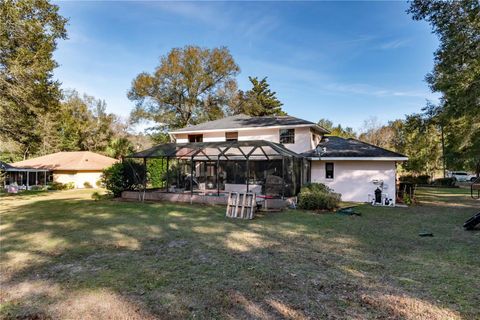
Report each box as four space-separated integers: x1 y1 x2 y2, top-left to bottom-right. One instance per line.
302 136 407 158
171 114 329 133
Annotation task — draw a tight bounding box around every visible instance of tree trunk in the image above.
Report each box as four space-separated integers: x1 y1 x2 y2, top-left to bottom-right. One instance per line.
23 146 30 160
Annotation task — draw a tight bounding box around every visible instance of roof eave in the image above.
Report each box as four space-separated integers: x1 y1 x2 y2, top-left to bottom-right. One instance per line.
307 156 409 161
170 123 316 135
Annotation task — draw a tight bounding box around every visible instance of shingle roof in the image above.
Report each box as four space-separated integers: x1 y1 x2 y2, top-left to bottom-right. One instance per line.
301 136 407 159
10 151 118 171
170 114 330 133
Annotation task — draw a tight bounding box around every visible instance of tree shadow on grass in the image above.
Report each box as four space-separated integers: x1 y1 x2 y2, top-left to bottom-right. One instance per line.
1 193 476 319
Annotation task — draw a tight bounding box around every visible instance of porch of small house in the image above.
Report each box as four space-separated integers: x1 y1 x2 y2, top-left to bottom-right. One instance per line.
122 140 308 209
1 163 50 191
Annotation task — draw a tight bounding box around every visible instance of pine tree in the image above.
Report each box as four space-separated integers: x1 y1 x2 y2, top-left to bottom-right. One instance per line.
236 77 286 116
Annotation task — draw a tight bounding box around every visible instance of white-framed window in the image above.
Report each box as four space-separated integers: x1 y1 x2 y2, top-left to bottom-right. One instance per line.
279 129 295 144
325 162 334 179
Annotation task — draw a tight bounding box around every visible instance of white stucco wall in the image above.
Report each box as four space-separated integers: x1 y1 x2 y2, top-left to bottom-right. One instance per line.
173 127 318 153
310 160 397 202
53 171 103 189
175 131 225 143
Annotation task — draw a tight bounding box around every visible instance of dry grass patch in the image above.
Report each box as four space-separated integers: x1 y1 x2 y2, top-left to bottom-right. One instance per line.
1 188 478 319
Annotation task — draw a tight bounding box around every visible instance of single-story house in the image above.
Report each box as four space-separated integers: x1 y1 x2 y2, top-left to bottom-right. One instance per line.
125 114 407 204
7 151 117 189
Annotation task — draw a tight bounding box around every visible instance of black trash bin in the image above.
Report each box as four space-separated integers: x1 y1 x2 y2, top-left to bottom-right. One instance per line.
374 187 382 204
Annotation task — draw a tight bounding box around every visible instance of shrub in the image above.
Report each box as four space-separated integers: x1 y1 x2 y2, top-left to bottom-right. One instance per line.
95 179 103 188
298 183 341 211
48 181 74 190
91 191 114 201
91 191 102 201
29 185 46 191
65 182 75 189
399 175 430 185
403 193 413 206
148 158 166 188
101 160 146 197
83 181 93 189
433 177 456 187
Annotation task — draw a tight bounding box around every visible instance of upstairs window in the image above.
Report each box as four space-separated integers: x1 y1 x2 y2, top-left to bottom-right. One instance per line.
188 134 203 142
279 129 295 144
325 162 334 179
225 132 238 141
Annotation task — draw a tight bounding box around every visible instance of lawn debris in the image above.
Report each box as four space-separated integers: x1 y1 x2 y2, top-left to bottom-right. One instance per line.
418 231 434 237
463 212 480 230
336 206 361 216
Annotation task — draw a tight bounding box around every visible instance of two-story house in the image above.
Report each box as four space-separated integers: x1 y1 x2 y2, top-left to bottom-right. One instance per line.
128 114 407 203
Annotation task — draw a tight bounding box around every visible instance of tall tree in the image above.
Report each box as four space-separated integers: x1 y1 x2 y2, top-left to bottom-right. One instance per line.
408 0 480 173
128 46 240 132
317 118 356 139
233 77 286 116
401 114 443 176
0 0 67 158
57 90 116 153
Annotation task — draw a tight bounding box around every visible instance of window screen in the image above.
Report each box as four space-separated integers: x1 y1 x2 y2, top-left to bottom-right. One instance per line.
279 129 295 144
325 162 334 179
225 132 238 141
188 134 203 142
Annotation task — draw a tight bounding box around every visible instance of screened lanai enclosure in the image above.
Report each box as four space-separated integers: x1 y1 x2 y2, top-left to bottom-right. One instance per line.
124 141 309 203
1 161 50 191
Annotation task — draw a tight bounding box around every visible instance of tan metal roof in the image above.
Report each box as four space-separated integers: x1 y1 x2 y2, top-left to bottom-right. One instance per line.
10 151 118 171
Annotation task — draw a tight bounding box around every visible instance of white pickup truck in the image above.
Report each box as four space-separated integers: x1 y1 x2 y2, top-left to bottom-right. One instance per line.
447 171 477 182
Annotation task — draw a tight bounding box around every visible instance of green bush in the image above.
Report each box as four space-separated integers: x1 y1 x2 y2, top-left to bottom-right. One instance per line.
298 183 341 211
433 177 456 187
83 181 93 188
91 191 102 201
95 179 103 188
91 191 114 201
399 175 430 185
403 193 413 205
101 160 146 197
49 181 75 190
29 185 46 191
147 158 166 188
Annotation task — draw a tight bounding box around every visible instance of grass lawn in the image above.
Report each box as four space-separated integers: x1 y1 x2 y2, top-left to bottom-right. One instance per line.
1 188 478 319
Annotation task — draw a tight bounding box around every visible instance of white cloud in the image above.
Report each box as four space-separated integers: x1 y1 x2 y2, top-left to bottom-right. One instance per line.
380 38 410 50
324 83 432 98
151 2 231 28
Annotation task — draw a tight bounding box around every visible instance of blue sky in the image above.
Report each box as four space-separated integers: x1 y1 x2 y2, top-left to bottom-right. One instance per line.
53 1 439 131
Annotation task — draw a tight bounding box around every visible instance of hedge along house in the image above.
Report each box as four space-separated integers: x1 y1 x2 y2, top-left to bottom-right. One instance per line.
10 151 118 189
124 114 407 204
